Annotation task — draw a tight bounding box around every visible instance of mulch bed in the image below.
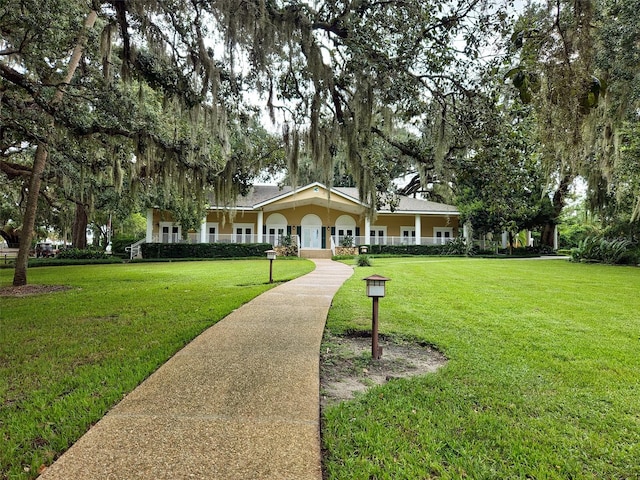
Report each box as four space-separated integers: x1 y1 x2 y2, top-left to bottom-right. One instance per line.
0 285 72 297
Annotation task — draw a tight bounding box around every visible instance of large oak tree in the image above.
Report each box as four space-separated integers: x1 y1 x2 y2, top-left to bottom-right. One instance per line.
2 0 514 285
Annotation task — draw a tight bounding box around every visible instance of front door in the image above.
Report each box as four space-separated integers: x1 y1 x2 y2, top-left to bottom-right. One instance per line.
302 226 322 249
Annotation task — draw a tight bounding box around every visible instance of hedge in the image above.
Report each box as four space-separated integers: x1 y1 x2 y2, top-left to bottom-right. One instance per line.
112 235 141 256
28 258 123 267
140 242 273 259
366 244 457 255
57 247 111 260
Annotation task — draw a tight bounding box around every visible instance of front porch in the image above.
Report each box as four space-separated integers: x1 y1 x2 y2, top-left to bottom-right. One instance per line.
146 232 457 247
144 182 462 259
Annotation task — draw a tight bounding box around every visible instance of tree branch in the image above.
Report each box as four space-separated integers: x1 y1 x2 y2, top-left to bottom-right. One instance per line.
0 159 32 180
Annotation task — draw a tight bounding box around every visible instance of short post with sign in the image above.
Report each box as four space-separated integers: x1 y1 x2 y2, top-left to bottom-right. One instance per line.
363 274 390 360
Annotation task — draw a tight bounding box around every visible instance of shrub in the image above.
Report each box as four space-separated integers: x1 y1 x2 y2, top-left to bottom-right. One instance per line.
440 237 468 255
340 235 354 247
356 254 372 266
140 242 273 259
367 244 463 256
112 235 142 256
570 235 634 264
276 235 298 257
29 257 122 267
499 245 555 256
57 247 111 260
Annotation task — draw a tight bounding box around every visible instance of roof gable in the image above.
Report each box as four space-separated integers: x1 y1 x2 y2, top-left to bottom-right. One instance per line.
254 182 366 209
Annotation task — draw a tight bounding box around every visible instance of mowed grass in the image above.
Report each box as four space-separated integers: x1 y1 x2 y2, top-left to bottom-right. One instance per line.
0 259 314 480
323 258 640 479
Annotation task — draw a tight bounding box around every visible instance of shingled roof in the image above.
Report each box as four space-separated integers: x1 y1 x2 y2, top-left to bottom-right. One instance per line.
209 183 459 215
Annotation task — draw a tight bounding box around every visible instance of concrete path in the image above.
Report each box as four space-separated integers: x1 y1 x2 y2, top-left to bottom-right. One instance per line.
40 259 354 480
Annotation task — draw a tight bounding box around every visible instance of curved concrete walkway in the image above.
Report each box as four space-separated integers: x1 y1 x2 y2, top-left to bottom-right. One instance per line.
40 259 354 480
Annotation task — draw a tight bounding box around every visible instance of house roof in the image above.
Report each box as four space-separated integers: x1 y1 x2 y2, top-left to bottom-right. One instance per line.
210 182 459 215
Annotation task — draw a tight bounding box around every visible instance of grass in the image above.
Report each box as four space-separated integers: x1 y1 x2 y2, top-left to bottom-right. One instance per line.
0 258 314 480
323 257 640 479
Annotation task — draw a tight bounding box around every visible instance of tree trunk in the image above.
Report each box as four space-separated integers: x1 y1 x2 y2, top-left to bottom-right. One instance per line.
11 9 98 286
72 203 89 249
12 144 48 286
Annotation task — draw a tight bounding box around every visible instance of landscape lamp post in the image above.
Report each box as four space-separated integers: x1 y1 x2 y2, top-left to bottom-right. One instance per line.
363 274 390 360
265 249 276 283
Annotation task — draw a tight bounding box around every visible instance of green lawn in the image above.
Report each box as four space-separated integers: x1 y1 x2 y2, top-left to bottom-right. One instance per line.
0 259 314 480
3 257 639 479
323 258 640 479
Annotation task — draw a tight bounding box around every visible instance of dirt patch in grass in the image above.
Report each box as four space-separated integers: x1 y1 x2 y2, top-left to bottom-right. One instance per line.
320 331 447 407
0 284 72 297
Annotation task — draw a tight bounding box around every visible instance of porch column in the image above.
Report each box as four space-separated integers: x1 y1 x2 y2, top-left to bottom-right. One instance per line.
200 218 207 243
365 217 371 244
415 214 421 245
257 210 264 243
146 208 153 243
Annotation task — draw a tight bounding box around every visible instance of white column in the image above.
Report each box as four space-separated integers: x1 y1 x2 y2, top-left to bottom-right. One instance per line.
553 225 558 251
257 210 264 243
415 214 421 245
526 230 532 247
365 217 371 244
200 218 207 243
146 208 153 243
501 231 508 249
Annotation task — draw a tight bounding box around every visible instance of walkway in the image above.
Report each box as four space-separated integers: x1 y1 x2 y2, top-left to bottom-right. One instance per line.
40 259 354 480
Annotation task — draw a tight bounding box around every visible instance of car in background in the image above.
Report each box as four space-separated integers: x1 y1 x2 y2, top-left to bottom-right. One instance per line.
35 242 56 258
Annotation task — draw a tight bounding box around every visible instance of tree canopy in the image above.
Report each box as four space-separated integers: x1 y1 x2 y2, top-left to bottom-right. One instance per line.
2 0 640 284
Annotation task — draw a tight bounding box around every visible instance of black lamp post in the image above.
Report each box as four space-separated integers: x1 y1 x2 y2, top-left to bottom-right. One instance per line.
363 274 390 360
265 249 276 283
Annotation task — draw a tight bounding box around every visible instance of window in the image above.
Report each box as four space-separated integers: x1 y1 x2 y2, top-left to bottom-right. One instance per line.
234 224 253 243
338 228 354 246
335 215 356 247
401 227 416 244
160 223 180 243
268 227 286 246
265 214 288 246
370 228 386 245
434 227 453 245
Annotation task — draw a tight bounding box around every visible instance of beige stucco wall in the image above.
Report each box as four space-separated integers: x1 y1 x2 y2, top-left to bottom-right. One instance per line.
206 210 259 235
375 214 459 237
151 209 260 237
264 205 363 228
151 207 458 239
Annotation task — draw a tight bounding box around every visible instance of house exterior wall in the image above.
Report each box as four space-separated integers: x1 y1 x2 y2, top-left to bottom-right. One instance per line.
205 210 259 235
375 214 459 237
151 208 458 241
149 178 459 248
263 204 363 228
151 210 261 239
202 207 364 236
